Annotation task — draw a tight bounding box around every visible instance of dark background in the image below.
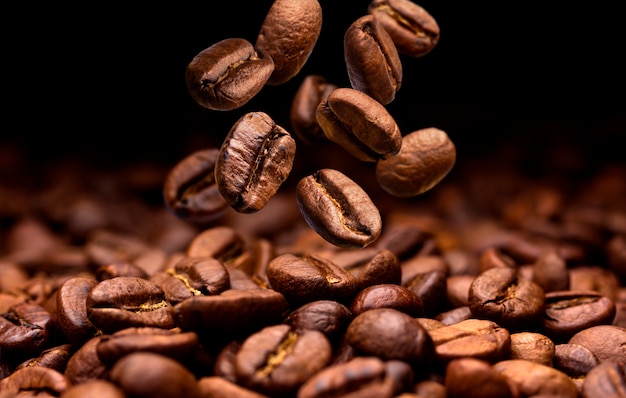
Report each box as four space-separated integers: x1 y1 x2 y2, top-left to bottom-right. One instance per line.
4 1 625 175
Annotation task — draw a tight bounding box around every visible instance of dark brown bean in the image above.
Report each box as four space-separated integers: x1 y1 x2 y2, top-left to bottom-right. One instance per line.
376 127 456 197
468 267 545 331
445 357 513 398
296 168 382 248
267 253 359 306
215 111 297 214
185 38 274 111
368 0 440 57
344 14 402 105
346 308 434 364
163 148 229 223
494 359 579 398
290 74 337 145
316 87 402 162
255 0 323 85
109 351 201 398
235 324 331 396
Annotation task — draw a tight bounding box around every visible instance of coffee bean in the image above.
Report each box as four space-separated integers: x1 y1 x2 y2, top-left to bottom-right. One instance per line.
56 276 100 344
368 0 440 57
376 127 456 197
171 288 288 342
255 0 322 86
296 168 382 248
428 318 511 364
185 225 251 270
581 361 626 398
297 356 395 398
405 270 448 316
235 324 331 396
350 283 423 317
63 335 108 385
267 253 359 306
316 87 402 162
185 38 274 111
96 327 199 366
109 351 201 398
494 359 579 398
283 299 352 344
15 343 73 373
543 290 616 342
0 366 70 396
568 325 626 366
468 267 545 331
0 302 53 361
346 308 434 363
163 148 229 223
531 250 570 293
215 111 296 214
86 276 175 333
290 75 337 145
198 376 269 398
509 331 555 366
60 379 126 398
553 343 600 378
445 357 513 398
344 14 402 105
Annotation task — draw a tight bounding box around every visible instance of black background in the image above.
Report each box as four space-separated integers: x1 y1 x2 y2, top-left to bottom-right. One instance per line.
4 1 625 174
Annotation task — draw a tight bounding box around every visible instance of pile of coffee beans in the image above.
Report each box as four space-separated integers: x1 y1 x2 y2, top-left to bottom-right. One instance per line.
1 0 625 397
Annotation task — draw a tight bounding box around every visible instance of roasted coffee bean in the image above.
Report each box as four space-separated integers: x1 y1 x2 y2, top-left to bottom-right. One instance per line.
163 148 229 223
297 356 395 398
198 376 269 398
235 324 331 396
64 335 108 385
55 276 100 344
509 331 555 366
296 168 382 248
445 274 474 308
477 246 516 273
531 250 570 293
543 290 616 342
434 305 473 326
214 340 242 383
553 343 600 378
428 318 511 364
0 301 53 361
494 359 579 398
0 365 70 396
368 0 440 57
290 74 337 145
373 221 431 260
151 256 230 304
344 14 402 105
95 261 149 280
215 111 297 214
400 254 449 285
60 379 126 398
445 357 513 398
581 361 626 398
267 253 359 306
185 38 274 111
376 127 456 197
172 288 288 342
570 265 620 302
346 308 434 363
316 87 402 162
15 343 73 373
568 325 626 366
109 351 201 398
255 0 322 86
404 270 447 316
350 283 423 317
86 276 174 333
96 327 199 365
186 225 252 272
350 249 402 290
468 267 545 331
283 299 352 344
